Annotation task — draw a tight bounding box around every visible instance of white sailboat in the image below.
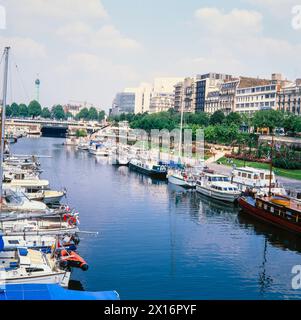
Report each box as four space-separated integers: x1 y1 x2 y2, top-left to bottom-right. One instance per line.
167 96 196 188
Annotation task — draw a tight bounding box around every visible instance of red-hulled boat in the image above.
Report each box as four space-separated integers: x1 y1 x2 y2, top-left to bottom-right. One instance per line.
238 195 301 234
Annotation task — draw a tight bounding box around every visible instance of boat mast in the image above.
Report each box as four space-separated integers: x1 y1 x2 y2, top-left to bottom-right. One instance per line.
178 98 184 163
0 47 10 204
268 134 274 197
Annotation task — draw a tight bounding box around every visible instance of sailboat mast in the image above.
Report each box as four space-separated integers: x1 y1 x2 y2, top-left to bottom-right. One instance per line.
268 134 274 197
178 99 184 162
0 47 10 203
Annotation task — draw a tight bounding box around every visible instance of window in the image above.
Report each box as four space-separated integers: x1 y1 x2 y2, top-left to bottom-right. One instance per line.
8 240 19 244
25 268 45 273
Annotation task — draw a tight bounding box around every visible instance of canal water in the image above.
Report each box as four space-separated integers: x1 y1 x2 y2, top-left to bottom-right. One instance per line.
11 137 301 300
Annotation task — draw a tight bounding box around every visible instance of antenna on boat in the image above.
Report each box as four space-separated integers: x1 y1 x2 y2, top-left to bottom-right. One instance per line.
268 134 274 197
0 47 10 206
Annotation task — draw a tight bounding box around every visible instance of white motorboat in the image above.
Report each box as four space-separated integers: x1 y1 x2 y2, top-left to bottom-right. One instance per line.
64 137 78 146
231 166 287 196
4 180 65 204
3 168 40 182
88 142 109 156
2 188 48 212
196 173 241 203
77 142 89 151
0 248 70 287
0 233 78 252
0 216 79 236
168 169 196 188
43 190 66 205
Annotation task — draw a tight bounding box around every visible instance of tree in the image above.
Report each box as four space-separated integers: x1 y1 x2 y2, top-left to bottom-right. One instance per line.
65 112 73 119
52 105 66 120
5 105 12 117
225 112 242 126
76 108 89 120
41 107 51 119
19 104 28 118
252 110 283 133
10 102 20 117
76 129 87 137
98 110 106 122
210 110 225 125
28 100 42 118
88 107 99 121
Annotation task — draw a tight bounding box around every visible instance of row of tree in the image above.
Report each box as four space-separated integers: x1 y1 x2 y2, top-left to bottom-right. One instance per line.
5 101 106 122
110 109 301 136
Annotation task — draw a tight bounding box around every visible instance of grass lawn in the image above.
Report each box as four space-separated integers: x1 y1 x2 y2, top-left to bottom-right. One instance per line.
218 157 301 181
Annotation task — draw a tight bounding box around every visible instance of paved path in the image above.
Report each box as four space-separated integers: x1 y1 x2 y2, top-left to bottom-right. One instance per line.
205 151 226 164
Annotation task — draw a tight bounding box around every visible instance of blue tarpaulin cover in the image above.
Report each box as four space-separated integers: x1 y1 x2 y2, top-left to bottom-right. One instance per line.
0 236 3 251
0 284 120 300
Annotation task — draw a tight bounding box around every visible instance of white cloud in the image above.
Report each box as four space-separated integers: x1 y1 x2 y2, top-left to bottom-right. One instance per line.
195 7 263 36
245 0 297 17
189 7 301 79
57 23 141 50
9 0 108 20
0 35 46 58
53 53 139 107
57 53 138 80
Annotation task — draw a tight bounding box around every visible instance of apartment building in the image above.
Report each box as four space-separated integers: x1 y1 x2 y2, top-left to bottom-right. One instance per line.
235 77 278 115
149 93 175 113
278 79 301 115
133 77 183 114
174 77 196 113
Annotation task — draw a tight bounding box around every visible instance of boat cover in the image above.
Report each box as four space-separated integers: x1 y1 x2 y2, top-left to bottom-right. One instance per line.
0 235 4 251
0 284 120 300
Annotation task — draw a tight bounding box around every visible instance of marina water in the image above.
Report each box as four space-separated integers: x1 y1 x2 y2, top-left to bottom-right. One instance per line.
11 137 301 300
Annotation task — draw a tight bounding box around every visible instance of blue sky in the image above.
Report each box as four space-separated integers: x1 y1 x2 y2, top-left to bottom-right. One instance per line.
0 0 300 110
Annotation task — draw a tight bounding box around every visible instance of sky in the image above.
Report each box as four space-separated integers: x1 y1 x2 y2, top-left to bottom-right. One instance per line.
0 0 301 111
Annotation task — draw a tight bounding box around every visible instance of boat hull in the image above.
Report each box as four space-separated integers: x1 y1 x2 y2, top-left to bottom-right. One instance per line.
129 163 167 179
168 175 196 189
238 197 301 234
196 186 240 203
43 191 65 205
3 272 71 288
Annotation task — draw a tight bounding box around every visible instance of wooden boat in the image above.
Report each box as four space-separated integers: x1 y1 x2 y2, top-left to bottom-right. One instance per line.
238 195 301 234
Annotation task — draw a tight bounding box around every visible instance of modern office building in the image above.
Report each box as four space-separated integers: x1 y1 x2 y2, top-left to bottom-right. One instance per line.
112 91 136 115
196 73 232 113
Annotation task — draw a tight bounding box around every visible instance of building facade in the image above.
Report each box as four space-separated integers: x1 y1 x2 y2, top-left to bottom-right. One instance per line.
235 78 278 115
112 91 136 114
218 79 240 114
149 93 175 113
277 80 301 115
63 104 85 117
196 73 232 113
174 77 196 113
133 77 183 114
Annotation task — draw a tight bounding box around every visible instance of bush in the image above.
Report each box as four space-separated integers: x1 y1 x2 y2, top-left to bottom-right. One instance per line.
273 158 301 170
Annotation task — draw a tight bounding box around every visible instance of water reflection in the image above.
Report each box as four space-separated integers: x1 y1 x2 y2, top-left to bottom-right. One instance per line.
238 212 301 253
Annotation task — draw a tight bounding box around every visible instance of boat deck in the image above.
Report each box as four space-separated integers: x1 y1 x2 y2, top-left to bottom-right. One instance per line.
261 196 301 212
